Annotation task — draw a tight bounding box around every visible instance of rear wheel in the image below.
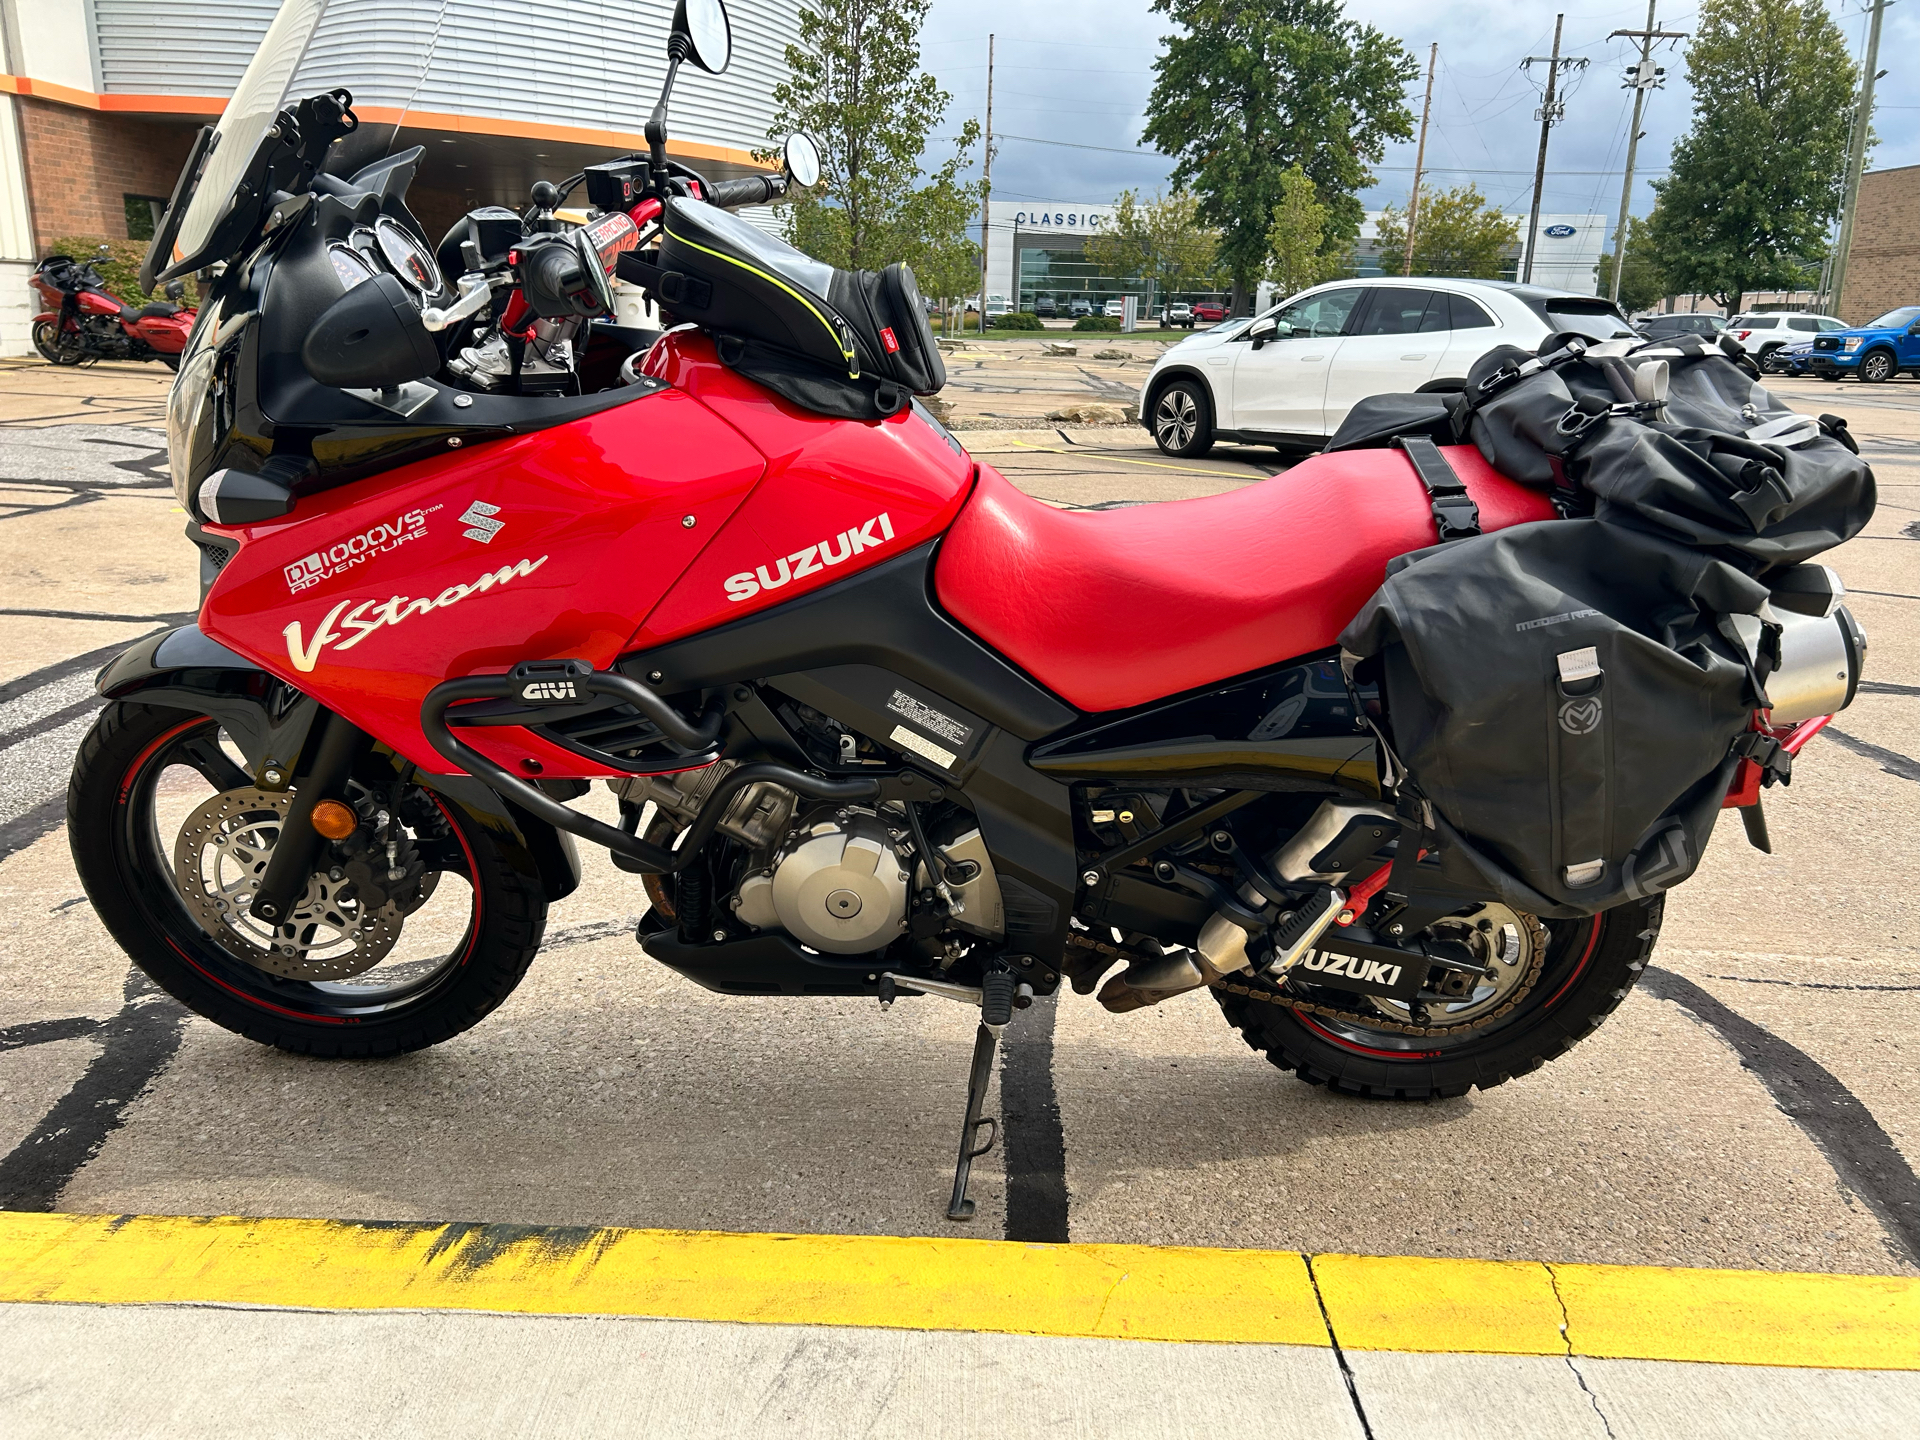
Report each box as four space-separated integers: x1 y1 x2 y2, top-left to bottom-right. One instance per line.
1150 378 1214 458
1214 897 1661 1100
69 700 548 1057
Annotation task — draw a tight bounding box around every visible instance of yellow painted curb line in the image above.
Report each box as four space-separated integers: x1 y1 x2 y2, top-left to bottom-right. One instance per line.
1 1212 1916 1371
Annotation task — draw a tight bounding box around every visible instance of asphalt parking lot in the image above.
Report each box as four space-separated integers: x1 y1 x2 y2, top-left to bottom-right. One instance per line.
0 357 1917 1433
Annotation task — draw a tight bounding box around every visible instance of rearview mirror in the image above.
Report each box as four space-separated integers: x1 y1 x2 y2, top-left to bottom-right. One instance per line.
784 132 820 189
1248 316 1278 349
302 273 440 389
674 0 732 74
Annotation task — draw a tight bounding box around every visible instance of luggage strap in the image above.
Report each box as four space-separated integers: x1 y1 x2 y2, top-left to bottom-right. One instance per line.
613 252 712 310
1391 435 1481 542
1730 730 1793 787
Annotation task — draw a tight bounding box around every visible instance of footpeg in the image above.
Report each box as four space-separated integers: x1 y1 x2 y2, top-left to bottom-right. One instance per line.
946 971 1016 1222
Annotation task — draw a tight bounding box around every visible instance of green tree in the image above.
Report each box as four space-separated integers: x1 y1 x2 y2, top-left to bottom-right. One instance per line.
767 0 981 276
1595 210 1669 314
1083 189 1222 306
1373 184 1518 279
1263 165 1345 296
1644 0 1856 312
1143 0 1416 313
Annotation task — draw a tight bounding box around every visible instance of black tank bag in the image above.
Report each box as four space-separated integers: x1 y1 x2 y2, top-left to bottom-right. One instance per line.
621 198 946 421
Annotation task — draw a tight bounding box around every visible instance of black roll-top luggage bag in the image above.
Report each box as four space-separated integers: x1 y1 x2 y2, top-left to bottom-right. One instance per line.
1339 519 1775 918
630 198 945 420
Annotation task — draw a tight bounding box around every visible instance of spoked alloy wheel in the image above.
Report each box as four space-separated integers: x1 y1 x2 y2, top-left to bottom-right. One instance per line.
1858 350 1895 383
1151 378 1214 458
32 319 87 366
1215 897 1662 1099
69 701 546 1056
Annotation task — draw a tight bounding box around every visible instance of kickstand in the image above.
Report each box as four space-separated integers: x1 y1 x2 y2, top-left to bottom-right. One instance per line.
946 971 1018 1222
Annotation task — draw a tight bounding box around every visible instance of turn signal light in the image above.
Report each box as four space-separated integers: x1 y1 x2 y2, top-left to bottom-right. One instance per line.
310 800 358 840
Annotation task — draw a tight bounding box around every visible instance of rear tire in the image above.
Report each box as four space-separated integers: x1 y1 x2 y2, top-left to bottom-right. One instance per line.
69 700 548 1058
1215 897 1662 1100
1150 378 1214 458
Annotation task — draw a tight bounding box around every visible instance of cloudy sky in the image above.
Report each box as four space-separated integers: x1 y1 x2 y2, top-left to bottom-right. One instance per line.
920 0 1917 235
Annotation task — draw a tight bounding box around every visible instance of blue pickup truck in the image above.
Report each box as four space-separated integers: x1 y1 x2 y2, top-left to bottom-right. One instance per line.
1805 304 1920 382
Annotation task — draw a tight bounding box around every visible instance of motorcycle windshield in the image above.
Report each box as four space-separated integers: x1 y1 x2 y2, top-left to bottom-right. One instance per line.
161 0 331 278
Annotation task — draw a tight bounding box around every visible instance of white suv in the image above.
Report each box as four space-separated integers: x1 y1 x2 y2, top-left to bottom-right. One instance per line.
1139 277 1636 457
1725 312 1847 371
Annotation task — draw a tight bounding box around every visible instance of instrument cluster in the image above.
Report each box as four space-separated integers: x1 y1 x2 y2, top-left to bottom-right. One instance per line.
326 217 444 298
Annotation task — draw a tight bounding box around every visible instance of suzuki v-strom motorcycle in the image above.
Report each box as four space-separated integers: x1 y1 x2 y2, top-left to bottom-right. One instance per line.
31 248 195 368
68 0 1871 1220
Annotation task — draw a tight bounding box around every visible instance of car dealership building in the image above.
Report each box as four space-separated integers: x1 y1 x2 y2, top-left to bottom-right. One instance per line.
983 200 1609 316
0 0 798 354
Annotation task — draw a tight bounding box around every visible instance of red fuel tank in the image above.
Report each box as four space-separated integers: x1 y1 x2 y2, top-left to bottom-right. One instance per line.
630 332 974 647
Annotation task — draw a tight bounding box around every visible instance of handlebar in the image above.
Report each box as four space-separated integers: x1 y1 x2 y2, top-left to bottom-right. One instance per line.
705 174 785 209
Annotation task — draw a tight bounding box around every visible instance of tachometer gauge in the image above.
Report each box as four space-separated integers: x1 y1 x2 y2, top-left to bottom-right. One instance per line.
327 243 377 290
375 217 442 294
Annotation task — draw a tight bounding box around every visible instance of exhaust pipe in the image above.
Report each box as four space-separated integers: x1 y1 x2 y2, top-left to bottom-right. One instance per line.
1098 801 1396 1014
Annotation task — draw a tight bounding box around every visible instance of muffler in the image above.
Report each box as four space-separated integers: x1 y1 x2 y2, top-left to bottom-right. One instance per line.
1097 801 1397 1014
1761 566 1866 723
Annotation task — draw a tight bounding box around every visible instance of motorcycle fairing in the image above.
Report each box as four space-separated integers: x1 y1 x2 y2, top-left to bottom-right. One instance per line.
935 448 1558 714
199 385 769 776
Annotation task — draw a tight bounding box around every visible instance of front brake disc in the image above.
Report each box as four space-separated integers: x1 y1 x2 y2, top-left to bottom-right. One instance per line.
171 787 402 980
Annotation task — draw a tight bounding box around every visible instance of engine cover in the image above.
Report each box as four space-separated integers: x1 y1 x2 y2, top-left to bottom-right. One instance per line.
764 811 910 953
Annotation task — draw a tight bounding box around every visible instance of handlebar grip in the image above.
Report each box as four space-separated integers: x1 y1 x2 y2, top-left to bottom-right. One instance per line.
705 175 780 209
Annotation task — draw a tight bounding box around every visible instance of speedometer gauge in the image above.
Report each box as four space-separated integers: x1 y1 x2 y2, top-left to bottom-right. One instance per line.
328 243 377 290
375 217 442 294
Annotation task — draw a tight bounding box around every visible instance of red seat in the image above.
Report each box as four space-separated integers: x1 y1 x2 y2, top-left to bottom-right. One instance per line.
935 446 1557 713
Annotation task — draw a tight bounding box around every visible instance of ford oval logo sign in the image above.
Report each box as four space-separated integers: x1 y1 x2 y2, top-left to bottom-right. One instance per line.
1544 224 1577 238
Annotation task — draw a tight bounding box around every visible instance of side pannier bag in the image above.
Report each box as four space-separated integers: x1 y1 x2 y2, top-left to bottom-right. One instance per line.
1339 518 1775 918
631 198 945 420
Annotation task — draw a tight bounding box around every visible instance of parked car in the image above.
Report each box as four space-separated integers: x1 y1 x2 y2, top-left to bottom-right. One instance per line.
1140 277 1636 457
1068 298 1093 319
1636 313 1725 340
1161 302 1193 330
1726 312 1847 369
1190 300 1229 324
1033 295 1056 318
1771 338 1817 377
1103 298 1127 318
1804 305 1920 383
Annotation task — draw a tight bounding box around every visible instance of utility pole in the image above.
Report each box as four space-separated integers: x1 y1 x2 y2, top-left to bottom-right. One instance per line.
977 34 995 336
1521 16 1587 285
1606 5 1687 306
1830 0 1886 322
1403 43 1438 277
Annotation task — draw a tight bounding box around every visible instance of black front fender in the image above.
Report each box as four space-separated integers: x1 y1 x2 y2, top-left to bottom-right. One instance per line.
96 626 582 903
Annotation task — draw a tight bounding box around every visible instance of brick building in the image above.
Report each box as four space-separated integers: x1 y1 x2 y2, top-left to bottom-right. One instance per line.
1841 164 1920 327
0 0 800 355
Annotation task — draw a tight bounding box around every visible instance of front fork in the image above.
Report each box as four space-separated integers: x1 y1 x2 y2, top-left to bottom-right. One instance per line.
249 710 367 924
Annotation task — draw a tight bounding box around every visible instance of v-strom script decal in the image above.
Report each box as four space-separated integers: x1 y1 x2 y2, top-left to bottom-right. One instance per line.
282 555 549 673
724 512 894 602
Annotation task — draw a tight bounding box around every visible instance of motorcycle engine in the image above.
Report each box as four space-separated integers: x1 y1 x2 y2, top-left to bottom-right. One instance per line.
614 764 1003 956
732 808 910 952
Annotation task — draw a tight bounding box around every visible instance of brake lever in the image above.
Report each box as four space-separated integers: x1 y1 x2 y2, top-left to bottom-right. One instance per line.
420 272 493 333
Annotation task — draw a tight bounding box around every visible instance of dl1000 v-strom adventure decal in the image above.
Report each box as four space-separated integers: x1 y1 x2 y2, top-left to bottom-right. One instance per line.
282 556 549 672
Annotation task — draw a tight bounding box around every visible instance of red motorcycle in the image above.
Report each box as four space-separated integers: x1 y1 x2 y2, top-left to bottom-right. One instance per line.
68 0 1871 1221
31 247 195 368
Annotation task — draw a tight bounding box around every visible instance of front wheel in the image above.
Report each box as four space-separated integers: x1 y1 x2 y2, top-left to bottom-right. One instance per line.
1150 378 1215 458
69 700 548 1057
32 319 85 365
1858 350 1896 383
1215 897 1661 1100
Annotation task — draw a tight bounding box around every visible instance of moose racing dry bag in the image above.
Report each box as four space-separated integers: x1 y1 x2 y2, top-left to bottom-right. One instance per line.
1339 517 1777 918
627 197 946 420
